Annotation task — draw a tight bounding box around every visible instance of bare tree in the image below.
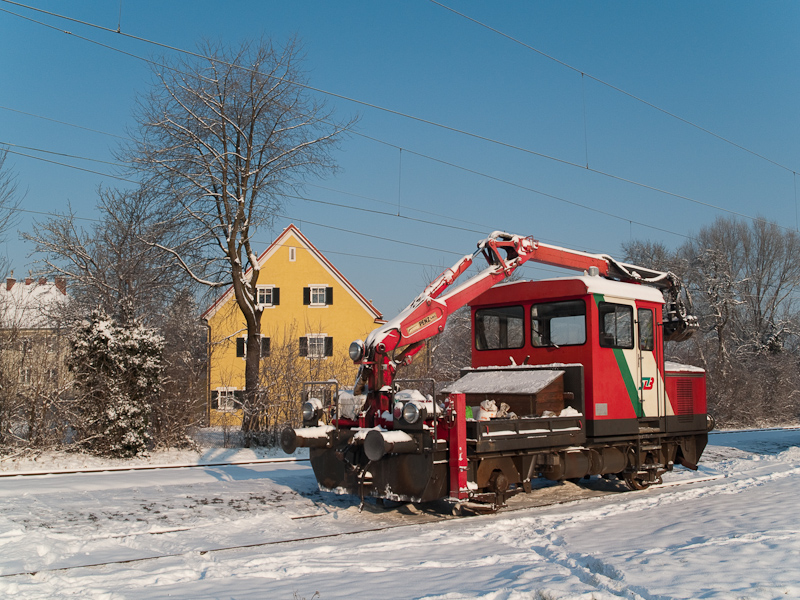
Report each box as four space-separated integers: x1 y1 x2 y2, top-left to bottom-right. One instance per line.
0 148 26 453
255 320 354 444
122 37 354 435
628 215 800 427
0 149 22 254
621 239 680 275
25 186 186 325
153 288 207 449
681 217 800 362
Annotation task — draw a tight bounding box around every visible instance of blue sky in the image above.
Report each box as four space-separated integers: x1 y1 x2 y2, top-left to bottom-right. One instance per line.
1 1 798 315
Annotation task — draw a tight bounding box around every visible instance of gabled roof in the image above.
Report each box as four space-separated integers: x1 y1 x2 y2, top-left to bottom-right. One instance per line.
0 277 69 330
202 224 383 322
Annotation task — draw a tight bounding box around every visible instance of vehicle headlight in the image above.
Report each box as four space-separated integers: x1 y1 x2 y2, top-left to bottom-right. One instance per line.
349 339 365 362
402 401 421 424
302 397 323 422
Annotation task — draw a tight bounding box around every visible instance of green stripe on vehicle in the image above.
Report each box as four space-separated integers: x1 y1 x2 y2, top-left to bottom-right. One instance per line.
593 294 644 418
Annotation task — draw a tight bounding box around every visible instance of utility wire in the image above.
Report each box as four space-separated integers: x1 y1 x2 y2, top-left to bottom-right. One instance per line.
0 105 129 140
354 132 693 240
0 101 627 245
14 193 800 302
0 0 791 233
354 130 777 234
6 135 694 244
284 192 485 235
3 147 138 184
0 140 124 168
430 0 798 175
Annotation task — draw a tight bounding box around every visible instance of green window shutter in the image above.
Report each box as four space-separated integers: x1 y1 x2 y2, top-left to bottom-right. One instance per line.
236 338 245 357
325 287 333 305
303 287 310 305
299 336 308 356
261 337 271 357
272 287 280 306
324 336 333 356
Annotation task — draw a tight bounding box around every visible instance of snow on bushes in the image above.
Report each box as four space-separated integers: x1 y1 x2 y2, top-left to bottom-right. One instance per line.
68 308 164 457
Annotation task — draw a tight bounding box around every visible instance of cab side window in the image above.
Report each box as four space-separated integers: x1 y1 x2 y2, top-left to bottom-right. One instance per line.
638 308 654 351
475 305 524 350
598 302 634 349
531 300 586 347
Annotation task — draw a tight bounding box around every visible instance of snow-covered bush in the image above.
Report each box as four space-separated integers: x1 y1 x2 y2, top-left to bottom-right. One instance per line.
68 308 164 457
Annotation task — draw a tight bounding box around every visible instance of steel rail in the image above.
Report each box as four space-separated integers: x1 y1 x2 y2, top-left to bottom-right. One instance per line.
0 456 309 478
708 425 800 436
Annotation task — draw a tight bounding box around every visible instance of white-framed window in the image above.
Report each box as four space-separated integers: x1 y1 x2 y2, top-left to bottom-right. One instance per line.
299 334 333 359
304 285 332 307
20 367 32 385
311 286 326 306
307 334 326 358
216 388 239 412
256 286 279 307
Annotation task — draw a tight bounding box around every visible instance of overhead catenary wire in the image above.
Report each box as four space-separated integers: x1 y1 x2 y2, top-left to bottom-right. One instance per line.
0 105 130 140
2 147 139 185
1 134 695 244
353 132 694 240
1 125 685 250
9 200 798 304
429 0 798 176
0 0 794 234
4 3 800 307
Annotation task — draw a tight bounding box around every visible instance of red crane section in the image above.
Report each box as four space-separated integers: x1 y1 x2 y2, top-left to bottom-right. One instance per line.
351 231 695 402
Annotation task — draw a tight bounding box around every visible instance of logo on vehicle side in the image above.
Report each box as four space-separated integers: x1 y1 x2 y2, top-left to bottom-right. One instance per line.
641 377 655 391
407 313 437 335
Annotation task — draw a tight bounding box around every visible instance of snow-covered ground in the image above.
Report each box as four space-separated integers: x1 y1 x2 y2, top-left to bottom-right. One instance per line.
1 428 799 599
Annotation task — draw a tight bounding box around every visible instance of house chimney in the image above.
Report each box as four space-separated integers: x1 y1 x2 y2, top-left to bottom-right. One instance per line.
25 271 33 285
6 271 14 291
55 277 67 295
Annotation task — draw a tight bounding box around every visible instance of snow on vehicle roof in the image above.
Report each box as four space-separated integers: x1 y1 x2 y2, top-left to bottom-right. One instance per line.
442 368 564 395
492 275 665 303
665 360 706 373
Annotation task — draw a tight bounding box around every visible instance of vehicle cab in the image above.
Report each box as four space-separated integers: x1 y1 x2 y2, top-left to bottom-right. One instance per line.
470 274 705 438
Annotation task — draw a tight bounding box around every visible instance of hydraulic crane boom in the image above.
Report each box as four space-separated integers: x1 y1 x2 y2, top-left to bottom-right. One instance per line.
350 231 696 400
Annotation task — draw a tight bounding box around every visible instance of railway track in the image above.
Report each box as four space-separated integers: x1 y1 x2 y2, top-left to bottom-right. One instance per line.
0 424 795 478
0 456 309 478
708 425 800 436
0 470 719 580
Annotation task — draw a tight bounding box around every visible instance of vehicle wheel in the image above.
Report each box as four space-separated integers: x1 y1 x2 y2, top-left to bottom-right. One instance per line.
488 470 509 494
624 475 650 491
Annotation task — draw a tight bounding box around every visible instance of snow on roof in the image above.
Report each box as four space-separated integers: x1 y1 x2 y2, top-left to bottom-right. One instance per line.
492 274 665 303
665 360 705 373
442 368 564 395
544 274 665 303
0 277 68 329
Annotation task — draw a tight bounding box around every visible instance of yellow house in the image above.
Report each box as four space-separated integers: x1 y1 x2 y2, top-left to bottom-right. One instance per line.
202 224 383 426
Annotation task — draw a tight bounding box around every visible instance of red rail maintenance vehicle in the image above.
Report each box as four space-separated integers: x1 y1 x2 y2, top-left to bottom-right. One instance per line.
282 232 710 507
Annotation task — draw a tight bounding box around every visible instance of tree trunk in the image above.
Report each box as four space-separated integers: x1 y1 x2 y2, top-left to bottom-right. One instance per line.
241 329 262 439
